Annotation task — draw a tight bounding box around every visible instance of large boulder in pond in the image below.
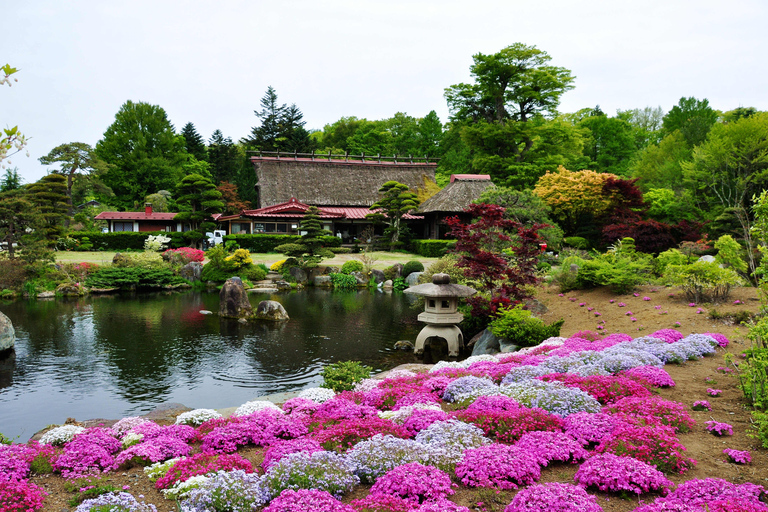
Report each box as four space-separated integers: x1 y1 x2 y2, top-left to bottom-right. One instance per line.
469 328 519 356
351 271 368 286
289 267 307 284
0 311 15 353
219 277 253 319
370 269 386 284
180 262 203 282
314 275 332 288
405 272 423 287
254 300 289 321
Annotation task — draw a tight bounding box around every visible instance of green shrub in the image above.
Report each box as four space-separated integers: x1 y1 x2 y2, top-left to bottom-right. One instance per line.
85 266 186 289
329 272 358 290
488 304 564 348
402 260 425 276
222 234 342 253
419 255 466 285
240 265 267 282
411 239 453 257
66 231 187 251
340 260 364 274
664 261 742 302
655 248 689 275
320 361 372 392
330 247 352 254
563 236 589 249
392 277 407 291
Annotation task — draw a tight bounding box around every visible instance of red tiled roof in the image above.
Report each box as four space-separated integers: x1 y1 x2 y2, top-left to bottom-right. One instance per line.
321 206 423 220
94 211 178 221
450 174 491 183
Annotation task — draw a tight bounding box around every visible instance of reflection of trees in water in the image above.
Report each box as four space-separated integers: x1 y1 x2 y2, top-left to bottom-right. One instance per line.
3 290 421 409
0 350 15 390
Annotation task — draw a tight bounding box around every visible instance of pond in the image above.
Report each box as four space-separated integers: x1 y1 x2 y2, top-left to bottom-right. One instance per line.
0 289 423 441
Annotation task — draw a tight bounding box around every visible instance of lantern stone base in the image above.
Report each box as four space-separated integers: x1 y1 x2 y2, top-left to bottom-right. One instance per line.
414 324 464 358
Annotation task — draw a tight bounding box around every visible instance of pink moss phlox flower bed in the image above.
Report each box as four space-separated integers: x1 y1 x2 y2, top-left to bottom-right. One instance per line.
454 444 541 490
603 395 696 433
0 480 48 512
574 452 673 495
504 482 603 512
595 423 696 474
369 462 455 503
154 452 253 490
539 373 652 405
723 448 751 464
514 430 589 466
705 420 733 437
262 489 355 512
2 327 759 511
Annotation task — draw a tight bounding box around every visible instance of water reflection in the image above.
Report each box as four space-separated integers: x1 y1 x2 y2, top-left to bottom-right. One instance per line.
0 289 421 440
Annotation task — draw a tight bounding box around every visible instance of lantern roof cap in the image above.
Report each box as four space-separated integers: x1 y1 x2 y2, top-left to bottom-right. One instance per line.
403 273 477 298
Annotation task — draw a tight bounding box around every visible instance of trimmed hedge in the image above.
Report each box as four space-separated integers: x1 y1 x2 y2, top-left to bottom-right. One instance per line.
66 231 187 251
223 234 342 252
411 239 453 257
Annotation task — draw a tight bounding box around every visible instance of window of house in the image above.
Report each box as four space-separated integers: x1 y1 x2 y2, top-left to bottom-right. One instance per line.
264 223 275 233
113 222 133 232
276 223 288 233
232 223 251 234
254 223 266 233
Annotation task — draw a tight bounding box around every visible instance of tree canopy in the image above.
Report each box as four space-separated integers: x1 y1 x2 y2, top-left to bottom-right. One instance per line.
95 100 188 209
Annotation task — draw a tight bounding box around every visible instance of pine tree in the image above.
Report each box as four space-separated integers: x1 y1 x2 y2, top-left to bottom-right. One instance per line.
181 122 207 162
175 174 225 248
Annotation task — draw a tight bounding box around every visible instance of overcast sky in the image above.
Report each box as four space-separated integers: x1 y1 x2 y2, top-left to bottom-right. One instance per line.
3 0 767 184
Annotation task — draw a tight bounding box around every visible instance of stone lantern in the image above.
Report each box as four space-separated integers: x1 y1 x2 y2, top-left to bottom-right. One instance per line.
404 273 476 357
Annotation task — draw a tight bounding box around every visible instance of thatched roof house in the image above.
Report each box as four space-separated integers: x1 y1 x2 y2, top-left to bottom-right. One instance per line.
417 174 495 239
252 154 436 208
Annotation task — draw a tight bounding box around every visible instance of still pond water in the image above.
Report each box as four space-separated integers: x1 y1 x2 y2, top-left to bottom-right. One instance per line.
0 289 423 441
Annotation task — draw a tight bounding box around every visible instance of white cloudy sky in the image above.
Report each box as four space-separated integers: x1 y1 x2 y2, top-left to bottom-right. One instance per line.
3 0 767 183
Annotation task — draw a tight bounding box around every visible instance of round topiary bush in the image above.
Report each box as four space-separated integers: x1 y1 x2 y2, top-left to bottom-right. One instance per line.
341 260 365 274
402 260 424 277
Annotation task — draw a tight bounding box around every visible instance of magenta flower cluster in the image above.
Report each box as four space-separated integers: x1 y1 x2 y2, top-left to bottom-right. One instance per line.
574 452 673 494
723 448 751 464
705 420 733 437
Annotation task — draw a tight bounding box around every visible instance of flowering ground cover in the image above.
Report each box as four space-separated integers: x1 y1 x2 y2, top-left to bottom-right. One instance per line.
5 284 767 512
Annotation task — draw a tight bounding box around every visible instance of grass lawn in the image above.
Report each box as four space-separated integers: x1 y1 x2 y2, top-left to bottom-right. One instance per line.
54 250 440 270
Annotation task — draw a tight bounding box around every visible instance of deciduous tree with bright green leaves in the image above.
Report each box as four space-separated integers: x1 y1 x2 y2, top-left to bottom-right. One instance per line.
444 43 582 188
95 100 188 209
682 112 768 277
174 173 225 249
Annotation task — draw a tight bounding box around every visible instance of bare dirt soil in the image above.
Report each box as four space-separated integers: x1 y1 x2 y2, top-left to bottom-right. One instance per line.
29 284 768 512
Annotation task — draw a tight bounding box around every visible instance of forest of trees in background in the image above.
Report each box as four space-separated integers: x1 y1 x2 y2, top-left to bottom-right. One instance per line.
6 42 767 255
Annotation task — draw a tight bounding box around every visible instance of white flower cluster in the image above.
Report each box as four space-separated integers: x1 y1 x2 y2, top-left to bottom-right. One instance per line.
121 432 144 449
162 474 210 500
353 378 380 393
234 400 283 417
175 409 223 426
516 337 567 354
39 424 85 446
112 416 151 436
144 457 186 482
429 361 464 373
297 387 336 403
144 234 172 252
379 403 443 424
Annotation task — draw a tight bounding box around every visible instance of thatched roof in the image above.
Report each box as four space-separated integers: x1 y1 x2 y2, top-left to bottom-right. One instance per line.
417 175 495 214
252 156 436 208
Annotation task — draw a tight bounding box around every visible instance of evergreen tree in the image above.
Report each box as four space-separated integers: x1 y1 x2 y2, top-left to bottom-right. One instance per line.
208 130 242 184
276 206 334 269
0 188 35 259
243 87 315 153
175 173 225 249
25 173 69 246
181 122 207 162
0 167 22 192
38 142 106 215
367 181 420 251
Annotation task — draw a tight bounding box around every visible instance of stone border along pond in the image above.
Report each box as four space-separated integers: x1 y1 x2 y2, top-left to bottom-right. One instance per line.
2 329 766 512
